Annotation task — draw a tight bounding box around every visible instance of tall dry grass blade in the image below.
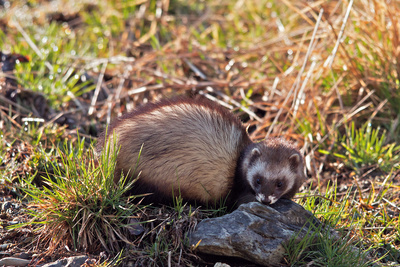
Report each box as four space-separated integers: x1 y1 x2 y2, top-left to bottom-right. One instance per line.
88 61 108 116
292 8 324 108
266 8 324 138
327 0 354 69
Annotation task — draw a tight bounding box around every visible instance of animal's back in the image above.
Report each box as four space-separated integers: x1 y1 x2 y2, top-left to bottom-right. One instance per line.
99 98 251 204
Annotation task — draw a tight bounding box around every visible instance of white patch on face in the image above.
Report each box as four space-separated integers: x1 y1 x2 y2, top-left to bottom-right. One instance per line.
248 161 298 203
268 195 278 204
256 193 265 203
247 162 267 190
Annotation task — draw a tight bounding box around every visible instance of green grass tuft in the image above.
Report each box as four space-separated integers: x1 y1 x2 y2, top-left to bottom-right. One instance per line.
13 134 145 253
334 121 400 173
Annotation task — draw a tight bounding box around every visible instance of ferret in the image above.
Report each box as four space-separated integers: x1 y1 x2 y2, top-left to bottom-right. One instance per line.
97 97 305 208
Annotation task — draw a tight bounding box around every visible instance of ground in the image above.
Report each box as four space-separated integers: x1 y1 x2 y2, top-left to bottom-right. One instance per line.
1 0 400 266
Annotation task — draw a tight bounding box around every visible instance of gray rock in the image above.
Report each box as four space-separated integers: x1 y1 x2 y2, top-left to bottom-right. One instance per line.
0 257 30 266
189 199 320 266
41 255 93 267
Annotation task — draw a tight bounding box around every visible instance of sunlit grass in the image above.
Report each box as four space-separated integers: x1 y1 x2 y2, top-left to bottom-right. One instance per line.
14 135 145 253
292 180 400 265
1 0 400 265
335 122 400 172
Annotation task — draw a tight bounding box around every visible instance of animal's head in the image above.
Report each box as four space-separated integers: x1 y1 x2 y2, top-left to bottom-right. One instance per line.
240 138 305 205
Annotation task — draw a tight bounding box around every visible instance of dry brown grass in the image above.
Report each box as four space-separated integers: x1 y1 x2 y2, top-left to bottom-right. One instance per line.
1 0 400 265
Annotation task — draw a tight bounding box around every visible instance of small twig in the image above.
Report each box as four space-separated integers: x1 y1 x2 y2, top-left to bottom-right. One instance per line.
183 59 207 79
293 59 317 117
329 70 345 111
134 19 158 45
178 248 183 266
204 86 263 122
265 76 280 100
114 67 132 117
382 198 400 211
198 90 233 109
305 133 321 186
126 81 230 96
362 226 396 230
346 90 375 120
88 62 108 116
346 103 372 121
0 109 22 129
281 0 316 26
75 55 135 68
168 251 172 267
127 84 163 95
106 95 113 125
369 98 388 122
21 117 45 123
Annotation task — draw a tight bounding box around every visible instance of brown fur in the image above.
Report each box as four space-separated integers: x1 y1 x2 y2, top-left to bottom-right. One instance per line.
97 97 305 207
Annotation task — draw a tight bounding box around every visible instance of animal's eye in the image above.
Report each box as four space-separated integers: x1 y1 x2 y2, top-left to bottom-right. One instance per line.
256 178 261 185
276 181 283 188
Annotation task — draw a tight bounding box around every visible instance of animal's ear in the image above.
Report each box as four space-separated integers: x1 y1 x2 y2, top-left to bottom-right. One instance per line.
251 147 261 157
289 153 300 169
248 147 261 165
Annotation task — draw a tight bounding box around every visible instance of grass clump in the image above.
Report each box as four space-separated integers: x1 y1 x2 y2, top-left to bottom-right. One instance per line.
16 135 144 253
10 21 96 109
285 181 399 266
285 185 374 266
335 121 400 173
285 226 373 267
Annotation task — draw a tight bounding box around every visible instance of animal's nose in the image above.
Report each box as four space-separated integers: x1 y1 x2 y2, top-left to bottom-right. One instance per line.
262 199 271 205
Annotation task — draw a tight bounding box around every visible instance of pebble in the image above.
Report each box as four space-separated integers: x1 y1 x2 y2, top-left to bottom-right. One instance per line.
1 201 12 211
